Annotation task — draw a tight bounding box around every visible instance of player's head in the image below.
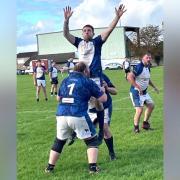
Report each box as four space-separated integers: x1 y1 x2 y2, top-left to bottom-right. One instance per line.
68 58 73 62
82 24 94 41
142 52 152 66
37 59 41 66
74 62 90 76
51 61 55 66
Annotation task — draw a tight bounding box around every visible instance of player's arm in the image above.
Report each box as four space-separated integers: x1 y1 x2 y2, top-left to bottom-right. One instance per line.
97 92 107 103
100 4 126 42
149 79 159 93
103 81 117 95
63 6 75 44
127 72 142 94
57 95 61 102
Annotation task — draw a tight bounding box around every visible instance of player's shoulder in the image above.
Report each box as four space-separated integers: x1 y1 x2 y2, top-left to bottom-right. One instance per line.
133 62 144 76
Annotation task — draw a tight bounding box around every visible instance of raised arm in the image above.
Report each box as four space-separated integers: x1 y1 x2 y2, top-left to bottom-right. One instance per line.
101 4 126 42
63 6 75 44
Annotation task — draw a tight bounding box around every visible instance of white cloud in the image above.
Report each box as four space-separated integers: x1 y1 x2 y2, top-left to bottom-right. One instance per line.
17 0 163 53
68 0 163 29
121 0 163 27
70 0 118 29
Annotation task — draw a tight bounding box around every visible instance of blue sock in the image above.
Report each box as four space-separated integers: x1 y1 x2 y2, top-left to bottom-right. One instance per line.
97 110 104 132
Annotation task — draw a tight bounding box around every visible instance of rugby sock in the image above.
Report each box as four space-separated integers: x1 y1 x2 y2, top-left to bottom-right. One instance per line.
50 92 53 96
55 92 57 96
97 110 104 132
104 136 114 154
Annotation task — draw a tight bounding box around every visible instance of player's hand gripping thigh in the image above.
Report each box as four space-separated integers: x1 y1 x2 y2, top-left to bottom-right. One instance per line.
95 99 104 111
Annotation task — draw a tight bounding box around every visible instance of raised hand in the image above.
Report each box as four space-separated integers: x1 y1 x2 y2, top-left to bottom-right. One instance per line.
115 4 126 18
63 6 73 21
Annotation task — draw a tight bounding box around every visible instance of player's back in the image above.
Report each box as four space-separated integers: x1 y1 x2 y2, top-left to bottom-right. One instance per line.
56 72 101 117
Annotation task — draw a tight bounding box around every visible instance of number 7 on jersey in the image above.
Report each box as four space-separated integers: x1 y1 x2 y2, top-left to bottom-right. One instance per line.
68 83 75 95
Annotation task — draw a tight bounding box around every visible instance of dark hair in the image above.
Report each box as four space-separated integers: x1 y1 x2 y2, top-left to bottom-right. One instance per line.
37 59 41 62
144 51 152 56
82 24 94 33
74 62 87 73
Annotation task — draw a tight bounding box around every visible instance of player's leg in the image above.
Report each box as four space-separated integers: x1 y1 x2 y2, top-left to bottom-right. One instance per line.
95 100 104 144
130 91 144 133
45 116 69 173
36 86 41 101
41 80 48 101
103 107 116 160
54 83 58 96
90 77 105 144
71 115 99 173
84 136 99 174
134 107 143 132
142 93 155 130
50 84 54 96
45 138 66 173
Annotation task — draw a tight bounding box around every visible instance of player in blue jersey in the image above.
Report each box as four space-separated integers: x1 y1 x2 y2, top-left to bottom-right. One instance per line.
89 73 118 160
49 61 58 96
68 73 118 160
63 3 126 143
45 62 107 174
127 53 159 133
33 59 48 102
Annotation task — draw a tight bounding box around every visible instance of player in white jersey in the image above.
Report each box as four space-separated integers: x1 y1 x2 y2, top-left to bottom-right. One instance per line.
123 58 130 80
63 3 126 144
127 53 159 133
49 61 58 96
33 60 48 102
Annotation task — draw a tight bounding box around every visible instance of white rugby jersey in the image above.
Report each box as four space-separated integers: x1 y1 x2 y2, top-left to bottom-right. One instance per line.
74 35 104 78
49 67 58 78
133 62 151 91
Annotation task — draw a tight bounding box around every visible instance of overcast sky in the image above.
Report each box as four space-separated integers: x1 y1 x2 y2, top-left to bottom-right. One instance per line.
17 0 163 53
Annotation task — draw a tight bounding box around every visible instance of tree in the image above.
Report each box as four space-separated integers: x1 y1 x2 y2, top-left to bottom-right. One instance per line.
128 24 163 62
140 25 162 49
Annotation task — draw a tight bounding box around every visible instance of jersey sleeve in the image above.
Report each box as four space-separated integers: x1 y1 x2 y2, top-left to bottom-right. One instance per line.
74 37 82 48
133 63 143 76
102 73 115 88
94 35 104 46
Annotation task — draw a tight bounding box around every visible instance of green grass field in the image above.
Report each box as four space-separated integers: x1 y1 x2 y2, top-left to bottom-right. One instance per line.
17 67 163 180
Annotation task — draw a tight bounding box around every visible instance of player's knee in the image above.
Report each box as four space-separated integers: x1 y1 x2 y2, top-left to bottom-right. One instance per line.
136 107 143 114
84 136 99 149
147 103 154 110
151 103 155 109
103 124 109 134
51 138 66 153
104 127 112 139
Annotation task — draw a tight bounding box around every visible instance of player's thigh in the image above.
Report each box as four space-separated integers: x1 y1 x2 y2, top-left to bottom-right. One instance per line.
68 116 96 139
41 80 46 87
56 116 72 140
144 93 154 107
130 91 144 107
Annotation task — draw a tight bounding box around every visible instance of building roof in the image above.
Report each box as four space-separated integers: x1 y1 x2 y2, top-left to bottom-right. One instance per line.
17 51 38 58
24 52 75 66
